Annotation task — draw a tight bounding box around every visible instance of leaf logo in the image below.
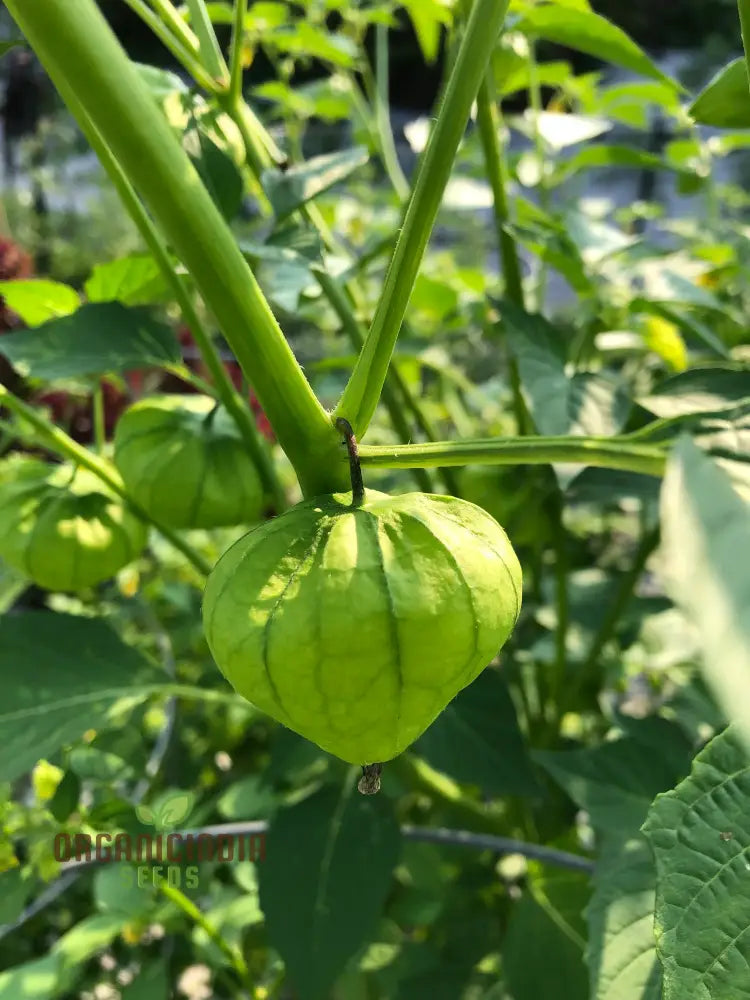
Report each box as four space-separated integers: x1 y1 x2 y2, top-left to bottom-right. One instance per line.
135 791 194 830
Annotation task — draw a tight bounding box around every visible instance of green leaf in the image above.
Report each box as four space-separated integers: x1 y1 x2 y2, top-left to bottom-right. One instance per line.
84 254 169 306
263 147 369 220
415 669 539 797
217 775 277 820
517 7 675 85
0 302 180 380
183 126 244 222
272 23 358 68
642 727 750 1000
259 782 401 1000
504 863 590 1000
639 368 750 418
689 58 750 128
68 747 133 782
0 280 80 326
94 865 153 919
134 63 188 99
0 868 31 928
0 612 161 783
659 439 750 748
586 835 662 1000
535 721 693 833
400 0 452 63
500 301 630 437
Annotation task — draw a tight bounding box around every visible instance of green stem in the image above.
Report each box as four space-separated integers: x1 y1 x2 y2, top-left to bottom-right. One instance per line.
7 0 344 497
334 0 512 438
54 86 286 512
156 882 253 993
120 0 219 93
313 267 435 493
92 381 106 456
357 437 667 477
184 0 229 87
0 385 211 577
148 0 203 56
527 38 549 311
229 0 249 104
371 26 410 200
547 489 568 718
475 80 524 306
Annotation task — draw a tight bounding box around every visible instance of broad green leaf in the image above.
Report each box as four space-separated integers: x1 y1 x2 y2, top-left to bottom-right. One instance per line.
499 301 630 437
659 439 750 748
517 7 674 85
0 302 180 380
566 468 660 506
553 146 692 185
642 727 750 1000
259 782 401 1000
691 404 750 501
504 863 590 1000
68 747 133 782
415 669 539 797
689 59 750 128
0 612 162 782
84 254 169 306
535 721 693 833
94 866 153 919
0 280 79 326
639 368 750 418
587 835 661 1000
263 147 369 220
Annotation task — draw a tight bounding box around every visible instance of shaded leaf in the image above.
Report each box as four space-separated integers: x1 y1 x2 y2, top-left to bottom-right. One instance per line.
587 835 662 1000
535 721 693 833
639 368 750 418
504 862 590 1000
642 727 750 1000
263 148 369 220
659 439 750 748
259 782 401 1000
500 301 629 437
0 303 180 380
415 669 539 797
183 126 244 222
0 612 161 782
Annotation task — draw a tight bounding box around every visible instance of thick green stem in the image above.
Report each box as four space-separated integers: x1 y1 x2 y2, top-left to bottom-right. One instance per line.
334 0 512 438
7 0 345 497
0 386 211 577
357 438 667 477
314 267 435 493
148 0 203 56
52 84 286 512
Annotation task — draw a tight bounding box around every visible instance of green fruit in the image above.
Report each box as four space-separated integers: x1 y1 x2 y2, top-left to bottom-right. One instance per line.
203 490 522 764
114 394 264 529
0 458 146 591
